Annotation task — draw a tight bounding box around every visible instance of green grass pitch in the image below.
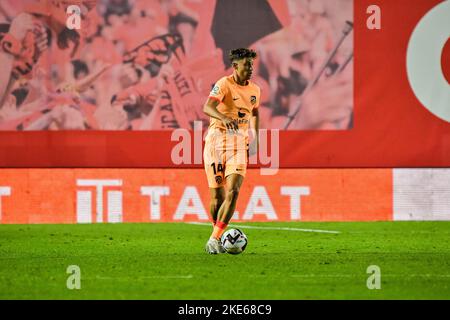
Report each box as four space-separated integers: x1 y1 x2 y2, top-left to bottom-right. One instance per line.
0 222 449 299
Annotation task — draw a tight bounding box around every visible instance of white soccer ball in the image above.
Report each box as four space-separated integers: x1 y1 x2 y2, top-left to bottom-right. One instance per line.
221 228 248 254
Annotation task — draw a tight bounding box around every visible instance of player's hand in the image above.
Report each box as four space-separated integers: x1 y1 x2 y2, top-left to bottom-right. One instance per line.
221 116 238 133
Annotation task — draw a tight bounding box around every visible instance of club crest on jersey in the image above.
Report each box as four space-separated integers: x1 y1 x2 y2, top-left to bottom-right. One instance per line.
250 95 257 105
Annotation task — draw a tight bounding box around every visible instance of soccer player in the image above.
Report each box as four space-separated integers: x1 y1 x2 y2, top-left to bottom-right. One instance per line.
203 48 260 254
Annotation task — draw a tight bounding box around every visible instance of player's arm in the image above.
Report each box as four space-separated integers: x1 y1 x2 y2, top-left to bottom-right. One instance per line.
202 97 238 131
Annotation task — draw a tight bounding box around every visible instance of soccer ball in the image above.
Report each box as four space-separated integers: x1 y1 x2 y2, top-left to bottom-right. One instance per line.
221 228 248 254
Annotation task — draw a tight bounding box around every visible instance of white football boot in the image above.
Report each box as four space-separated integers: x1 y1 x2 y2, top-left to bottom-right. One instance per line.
205 237 226 254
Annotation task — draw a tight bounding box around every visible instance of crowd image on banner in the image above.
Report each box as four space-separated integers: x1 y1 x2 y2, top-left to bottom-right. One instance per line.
0 0 353 131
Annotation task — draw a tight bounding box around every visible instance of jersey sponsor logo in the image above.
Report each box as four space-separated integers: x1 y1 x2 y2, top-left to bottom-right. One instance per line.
250 95 257 105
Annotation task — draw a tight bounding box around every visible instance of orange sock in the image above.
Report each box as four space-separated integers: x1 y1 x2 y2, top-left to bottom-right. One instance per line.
211 221 228 240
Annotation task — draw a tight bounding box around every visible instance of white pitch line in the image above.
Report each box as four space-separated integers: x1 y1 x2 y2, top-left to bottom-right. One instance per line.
290 274 450 278
95 275 193 280
145 275 193 279
187 222 340 234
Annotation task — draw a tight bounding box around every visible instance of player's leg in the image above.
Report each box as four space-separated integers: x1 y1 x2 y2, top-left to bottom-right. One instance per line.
205 187 227 254
210 147 247 243
205 185 228 254
205 193 227 255
204 141 225 223
204 150 227 254
209 187 225 226
211 173 244 241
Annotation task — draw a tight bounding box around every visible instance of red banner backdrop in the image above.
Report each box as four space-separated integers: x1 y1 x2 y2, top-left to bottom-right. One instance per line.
0 0 449 168
0 168 392 224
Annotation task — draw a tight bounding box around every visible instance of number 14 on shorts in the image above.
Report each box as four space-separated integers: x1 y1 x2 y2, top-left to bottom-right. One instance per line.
211 163 224 175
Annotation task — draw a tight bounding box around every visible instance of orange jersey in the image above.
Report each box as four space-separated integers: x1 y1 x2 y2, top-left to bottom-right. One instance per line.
206 75 260 150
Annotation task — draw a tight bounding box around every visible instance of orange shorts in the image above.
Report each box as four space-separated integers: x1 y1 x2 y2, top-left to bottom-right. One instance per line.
203 143 248 188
